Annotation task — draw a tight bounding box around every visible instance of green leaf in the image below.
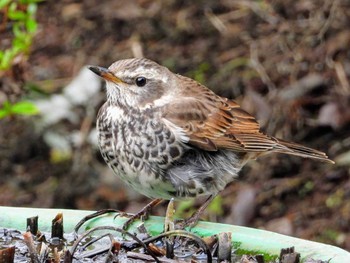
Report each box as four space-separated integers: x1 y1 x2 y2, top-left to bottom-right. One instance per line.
2 0 40 70
8 11 26 20
26 18 37 33
3 101 11 110
11 101 39 115
20 0 44 4
27 3 37 15
0 49 14 70
8 9 27 20
12 23 26 38
0 109 9 119
12 37 27 51
0 101 11 119
0 0 11 9
22 34 33 48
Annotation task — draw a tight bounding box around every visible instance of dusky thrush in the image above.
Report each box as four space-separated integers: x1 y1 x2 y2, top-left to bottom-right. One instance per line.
89 58 333 228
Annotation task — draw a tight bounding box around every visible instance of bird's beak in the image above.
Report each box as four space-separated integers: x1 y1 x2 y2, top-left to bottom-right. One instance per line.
88 65 123 84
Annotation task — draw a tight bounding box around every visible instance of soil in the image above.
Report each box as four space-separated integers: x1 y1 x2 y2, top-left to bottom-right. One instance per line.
0 0 350 252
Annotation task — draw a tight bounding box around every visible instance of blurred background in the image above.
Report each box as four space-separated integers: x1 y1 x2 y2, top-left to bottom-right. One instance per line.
1 0 349 250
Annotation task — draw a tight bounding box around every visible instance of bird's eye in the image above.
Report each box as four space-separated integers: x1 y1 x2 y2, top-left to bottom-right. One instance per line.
135 76 147 87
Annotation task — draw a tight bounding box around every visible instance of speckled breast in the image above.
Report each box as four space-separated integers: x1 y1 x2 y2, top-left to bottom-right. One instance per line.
96 105 185 199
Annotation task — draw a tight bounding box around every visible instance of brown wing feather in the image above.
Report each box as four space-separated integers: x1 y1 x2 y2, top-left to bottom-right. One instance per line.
162 75 333 163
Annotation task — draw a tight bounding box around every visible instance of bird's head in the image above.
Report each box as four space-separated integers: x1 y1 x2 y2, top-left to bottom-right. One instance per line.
89 58 177 108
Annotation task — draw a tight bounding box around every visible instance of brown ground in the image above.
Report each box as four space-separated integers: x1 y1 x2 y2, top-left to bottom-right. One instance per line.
1 0 350 251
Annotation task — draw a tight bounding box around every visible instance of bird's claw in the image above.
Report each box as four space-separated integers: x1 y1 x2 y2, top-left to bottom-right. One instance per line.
120 209 151 230
174 216 200 230
113 212 133 220
117 199 163 230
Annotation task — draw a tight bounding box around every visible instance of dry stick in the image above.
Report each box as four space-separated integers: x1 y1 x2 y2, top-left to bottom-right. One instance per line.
250 43 276 93
26 216 38 235
280 247 300 263
53 247 60 263
52 213 64 239
73 209 120 237
164 199 175 259
130 33 144 58
38 242 50 262
70 225 161 263
79 233 119 263
63 250 73 263
205 9 227 35
80 246 110 258
148 243 166 257
334 61 350 95
23 232 40 263
0 246 15 263
317 0 339 41
79 233 116 259
241 254 265 263
202 235 218 249
143 230 213 263
127 251 178 263
235 0 280 25
164 198 175 232
217 232 232 262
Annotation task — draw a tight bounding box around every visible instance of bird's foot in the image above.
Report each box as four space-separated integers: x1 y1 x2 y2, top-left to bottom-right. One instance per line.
175 215 201 230
119 210 150 231
117 198 163 230
175 195 216 230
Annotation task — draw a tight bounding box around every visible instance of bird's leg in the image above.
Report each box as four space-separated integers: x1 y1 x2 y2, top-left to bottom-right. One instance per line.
121 198 163 230
176 195 216 229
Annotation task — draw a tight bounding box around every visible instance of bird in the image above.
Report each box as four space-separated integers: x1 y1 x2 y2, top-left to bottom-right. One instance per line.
88 58 333 229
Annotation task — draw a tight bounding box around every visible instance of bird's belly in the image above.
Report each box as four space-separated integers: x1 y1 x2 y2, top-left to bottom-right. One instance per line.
97 137 175 199
107 159 178 199
101 148 217 200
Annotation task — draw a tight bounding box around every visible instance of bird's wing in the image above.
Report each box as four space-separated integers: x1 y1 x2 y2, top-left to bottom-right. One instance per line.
161 75 333 163
161 75 276 152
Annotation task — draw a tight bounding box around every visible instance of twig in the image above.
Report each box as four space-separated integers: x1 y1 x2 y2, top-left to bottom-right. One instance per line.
143 230 213 263
217 232 232 262
53 247 61 263
164 198 175 232
130 33 144 58
26 216 38 235
334 61 350 95
205 9 227 34
235 0 280 25
250 43 276 92
52 213 64 239
318 0 339 41
70 225 161 263
73 208 120 237
279 247 300 263
0 246 15 263
23 232 40 263
127 251 177 262
38 242 50 262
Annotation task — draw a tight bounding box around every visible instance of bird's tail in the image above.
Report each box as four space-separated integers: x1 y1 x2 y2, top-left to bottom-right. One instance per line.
273 138 334 164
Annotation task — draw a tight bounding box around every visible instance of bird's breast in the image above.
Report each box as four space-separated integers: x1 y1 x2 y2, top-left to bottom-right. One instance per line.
97 105 185 194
